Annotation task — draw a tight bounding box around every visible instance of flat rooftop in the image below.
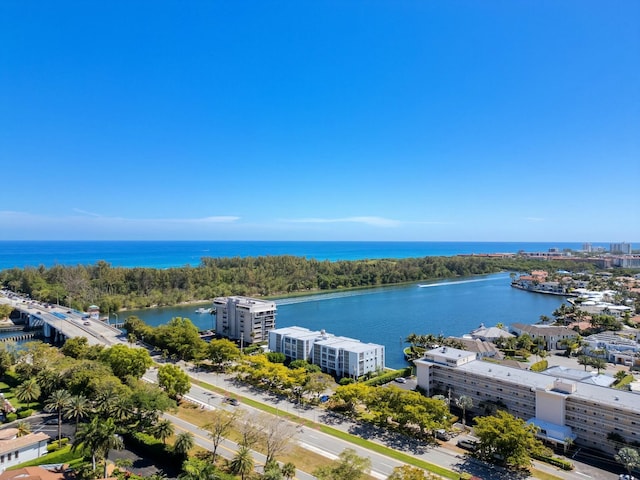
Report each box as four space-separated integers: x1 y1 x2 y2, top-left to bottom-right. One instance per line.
417 355 640 412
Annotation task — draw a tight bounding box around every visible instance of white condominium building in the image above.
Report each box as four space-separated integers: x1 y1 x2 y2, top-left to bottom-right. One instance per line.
415 347 640 455
268 326 385 378
213 296 276 344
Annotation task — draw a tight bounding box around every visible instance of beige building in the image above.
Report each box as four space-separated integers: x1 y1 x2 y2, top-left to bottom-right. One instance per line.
415 347 640 454
510 323 578 350
213 296 276 344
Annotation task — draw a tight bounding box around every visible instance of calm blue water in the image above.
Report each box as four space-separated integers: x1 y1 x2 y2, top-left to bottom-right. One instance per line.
0 240 595 270
123 273 567 369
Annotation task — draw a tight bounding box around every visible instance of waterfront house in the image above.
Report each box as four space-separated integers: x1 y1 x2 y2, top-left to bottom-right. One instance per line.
510 323 578 350
467 324 514 342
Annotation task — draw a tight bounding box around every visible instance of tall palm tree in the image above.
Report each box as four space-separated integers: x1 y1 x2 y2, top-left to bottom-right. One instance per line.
45 389 71 448
72 417 123 478
173 432 195 460
455 395 473 427
15 378 40 409
153 419 174 445
281 462 296 480
64 394 90 434
229 446 254 480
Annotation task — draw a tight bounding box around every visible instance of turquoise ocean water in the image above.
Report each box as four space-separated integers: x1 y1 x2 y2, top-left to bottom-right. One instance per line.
0 240 595 270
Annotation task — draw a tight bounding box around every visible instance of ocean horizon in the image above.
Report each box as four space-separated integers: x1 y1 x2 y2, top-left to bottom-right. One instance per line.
0 240 609 270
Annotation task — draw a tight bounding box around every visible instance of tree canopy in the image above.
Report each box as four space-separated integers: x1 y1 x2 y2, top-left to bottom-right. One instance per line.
474 410 548 469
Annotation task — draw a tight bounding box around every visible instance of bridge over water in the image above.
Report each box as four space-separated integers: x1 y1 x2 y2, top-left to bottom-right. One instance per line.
0 295 126 346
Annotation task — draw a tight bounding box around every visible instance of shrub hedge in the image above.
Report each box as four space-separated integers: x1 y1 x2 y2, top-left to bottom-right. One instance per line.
362 367 412 387
530 360 548 372
532 452 574 470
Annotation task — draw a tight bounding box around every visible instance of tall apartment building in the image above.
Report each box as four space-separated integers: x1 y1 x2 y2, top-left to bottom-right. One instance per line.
213 296 276 344
268 326 385 378
610 242 632 254
415 347 640 455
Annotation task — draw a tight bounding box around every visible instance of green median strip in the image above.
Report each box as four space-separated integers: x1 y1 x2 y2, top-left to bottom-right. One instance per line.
191 378 461 479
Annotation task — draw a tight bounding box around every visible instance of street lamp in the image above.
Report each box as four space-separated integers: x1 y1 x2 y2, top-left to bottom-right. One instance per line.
111 312 118 325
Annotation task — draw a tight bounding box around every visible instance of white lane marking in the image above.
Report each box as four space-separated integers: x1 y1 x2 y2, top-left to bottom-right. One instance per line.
298 442 386 480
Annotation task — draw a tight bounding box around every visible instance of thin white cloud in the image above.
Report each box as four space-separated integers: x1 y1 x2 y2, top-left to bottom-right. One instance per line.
280 216 451 228
284 216 401 227
73 208 104 217
0 210 240 226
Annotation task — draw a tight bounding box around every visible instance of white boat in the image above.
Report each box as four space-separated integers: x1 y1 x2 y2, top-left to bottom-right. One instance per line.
195 307 211 314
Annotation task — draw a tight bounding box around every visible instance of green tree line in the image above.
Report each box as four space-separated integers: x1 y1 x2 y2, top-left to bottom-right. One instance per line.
0 255 602 312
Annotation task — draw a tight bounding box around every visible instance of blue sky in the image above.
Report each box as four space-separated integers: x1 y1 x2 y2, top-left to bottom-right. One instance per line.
1 1 638 242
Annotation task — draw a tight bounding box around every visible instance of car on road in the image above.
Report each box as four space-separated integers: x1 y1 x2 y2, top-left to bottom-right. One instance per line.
83 321 91 325
394 377 407 383
224 397 239 406
457 439 479 451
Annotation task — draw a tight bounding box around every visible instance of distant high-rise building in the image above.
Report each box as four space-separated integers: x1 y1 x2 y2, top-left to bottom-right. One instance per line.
610 242 632 254
582 243 592 253
213 296 276 344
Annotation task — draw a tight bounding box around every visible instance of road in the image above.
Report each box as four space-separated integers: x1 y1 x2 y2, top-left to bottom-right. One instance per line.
146 360 620 480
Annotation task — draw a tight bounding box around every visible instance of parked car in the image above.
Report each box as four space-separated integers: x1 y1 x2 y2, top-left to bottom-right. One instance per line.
436 429 451 441
457 439 479 451
394 377 407 383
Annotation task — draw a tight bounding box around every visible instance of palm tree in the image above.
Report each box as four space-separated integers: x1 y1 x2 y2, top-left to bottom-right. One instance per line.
173 432 195 460
15 378 40 409
263 462 283 480
45 389 71 448
73 417 123 478
281 462 296 480
455 395 473 427
178 458 219 480
16 421 31 437
147 473 168 480
405 333 418 347
153 419 174 445
229 446 254 480
64 394 90 434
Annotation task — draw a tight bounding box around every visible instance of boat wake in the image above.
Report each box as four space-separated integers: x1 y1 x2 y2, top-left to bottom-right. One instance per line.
418 275 509 288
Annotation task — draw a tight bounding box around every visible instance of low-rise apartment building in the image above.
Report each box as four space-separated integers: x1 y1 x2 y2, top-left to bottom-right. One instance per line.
415 347 640 455
213 296 276 344
268 326 385 378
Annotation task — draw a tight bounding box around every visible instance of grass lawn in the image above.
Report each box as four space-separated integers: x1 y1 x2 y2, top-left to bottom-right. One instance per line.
12 445 84 469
